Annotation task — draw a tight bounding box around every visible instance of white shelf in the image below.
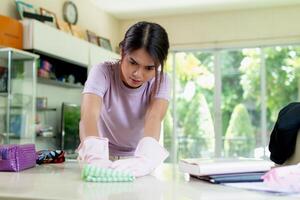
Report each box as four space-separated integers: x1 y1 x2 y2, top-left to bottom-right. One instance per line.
0 47 39 60
37 107 57 111
22 19 120 69
22 19 89 67
37 78 83 89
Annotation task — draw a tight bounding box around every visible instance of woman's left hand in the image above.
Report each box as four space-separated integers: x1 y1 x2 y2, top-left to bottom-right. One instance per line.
111 157 151 177
111 137 169 177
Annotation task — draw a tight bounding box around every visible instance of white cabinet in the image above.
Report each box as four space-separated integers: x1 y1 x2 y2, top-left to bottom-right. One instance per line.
22 19 120 69
22 19 89 67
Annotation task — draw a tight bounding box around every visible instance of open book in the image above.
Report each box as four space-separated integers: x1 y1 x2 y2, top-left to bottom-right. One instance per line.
179 158 274 176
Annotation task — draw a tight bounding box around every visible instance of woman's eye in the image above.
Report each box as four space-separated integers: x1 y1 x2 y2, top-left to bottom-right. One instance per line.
129 61 137 65
146 66 155 71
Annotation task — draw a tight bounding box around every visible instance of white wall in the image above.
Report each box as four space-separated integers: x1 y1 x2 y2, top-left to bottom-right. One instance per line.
0 0 120 50
120 5 300 50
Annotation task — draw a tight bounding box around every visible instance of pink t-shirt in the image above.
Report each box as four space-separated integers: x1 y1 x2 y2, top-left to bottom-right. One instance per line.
82 61 171 156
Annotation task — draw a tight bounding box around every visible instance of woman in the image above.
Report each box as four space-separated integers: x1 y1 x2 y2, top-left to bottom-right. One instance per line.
77 21 170 177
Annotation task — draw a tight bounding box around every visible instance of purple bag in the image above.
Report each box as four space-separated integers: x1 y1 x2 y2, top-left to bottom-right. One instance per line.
0 144 36 172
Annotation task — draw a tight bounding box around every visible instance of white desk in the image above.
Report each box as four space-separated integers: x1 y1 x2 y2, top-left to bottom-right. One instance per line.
0 161 298 200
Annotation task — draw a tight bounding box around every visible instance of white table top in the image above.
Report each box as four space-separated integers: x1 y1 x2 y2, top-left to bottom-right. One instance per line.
0 161 298 200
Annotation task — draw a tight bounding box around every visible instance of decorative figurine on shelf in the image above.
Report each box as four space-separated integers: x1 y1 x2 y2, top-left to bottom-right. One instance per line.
66 74 75 84
36 97 48 109
38 59 52 79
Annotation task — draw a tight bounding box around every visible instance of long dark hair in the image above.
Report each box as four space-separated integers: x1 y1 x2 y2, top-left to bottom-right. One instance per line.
119 21 169 96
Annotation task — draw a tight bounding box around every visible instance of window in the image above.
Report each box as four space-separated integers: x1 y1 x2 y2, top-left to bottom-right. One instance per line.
164 45 300 162
164 51 215 161
220 49 261 158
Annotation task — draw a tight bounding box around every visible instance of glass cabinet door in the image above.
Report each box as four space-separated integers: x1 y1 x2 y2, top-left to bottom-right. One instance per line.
0 48 38 145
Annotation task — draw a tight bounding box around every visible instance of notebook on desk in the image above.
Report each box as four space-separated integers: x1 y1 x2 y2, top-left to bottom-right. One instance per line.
179 158 274 181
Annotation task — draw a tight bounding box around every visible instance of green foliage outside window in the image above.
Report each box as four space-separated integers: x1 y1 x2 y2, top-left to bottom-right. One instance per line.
224 103 255 157
163 52 215 160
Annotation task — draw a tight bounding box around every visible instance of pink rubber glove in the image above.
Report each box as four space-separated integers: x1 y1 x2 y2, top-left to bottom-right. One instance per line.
262 164 300 192
76 136 112 168
111 137 169 177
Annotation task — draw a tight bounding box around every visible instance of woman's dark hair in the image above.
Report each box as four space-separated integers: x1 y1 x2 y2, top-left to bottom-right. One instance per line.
119 21 169 95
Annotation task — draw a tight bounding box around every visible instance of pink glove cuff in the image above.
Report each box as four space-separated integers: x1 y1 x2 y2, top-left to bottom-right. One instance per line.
135 137 169 167
262 164 300 192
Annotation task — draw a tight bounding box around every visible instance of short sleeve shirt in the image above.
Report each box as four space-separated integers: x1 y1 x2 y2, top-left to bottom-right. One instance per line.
83 61 171 156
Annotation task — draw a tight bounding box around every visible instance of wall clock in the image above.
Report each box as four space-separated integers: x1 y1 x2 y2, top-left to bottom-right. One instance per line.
63 1 78 25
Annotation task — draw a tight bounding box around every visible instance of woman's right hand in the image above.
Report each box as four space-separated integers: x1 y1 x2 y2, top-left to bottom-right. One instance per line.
76 136 112 168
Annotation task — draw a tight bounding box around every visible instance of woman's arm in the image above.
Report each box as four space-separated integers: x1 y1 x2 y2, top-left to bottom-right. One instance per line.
77 93 112 167
144 98 169 140
79 93 103 141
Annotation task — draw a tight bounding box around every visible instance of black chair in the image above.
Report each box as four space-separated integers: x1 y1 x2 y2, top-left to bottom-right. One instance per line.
283 130 300 165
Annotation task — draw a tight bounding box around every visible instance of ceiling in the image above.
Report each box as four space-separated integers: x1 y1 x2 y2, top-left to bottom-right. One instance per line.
91 0 300 20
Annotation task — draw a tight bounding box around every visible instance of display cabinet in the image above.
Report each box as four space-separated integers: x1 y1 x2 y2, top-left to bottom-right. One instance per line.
0 48 39 145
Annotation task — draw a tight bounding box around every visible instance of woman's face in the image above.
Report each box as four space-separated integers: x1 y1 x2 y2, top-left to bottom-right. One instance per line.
120 48 157 88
